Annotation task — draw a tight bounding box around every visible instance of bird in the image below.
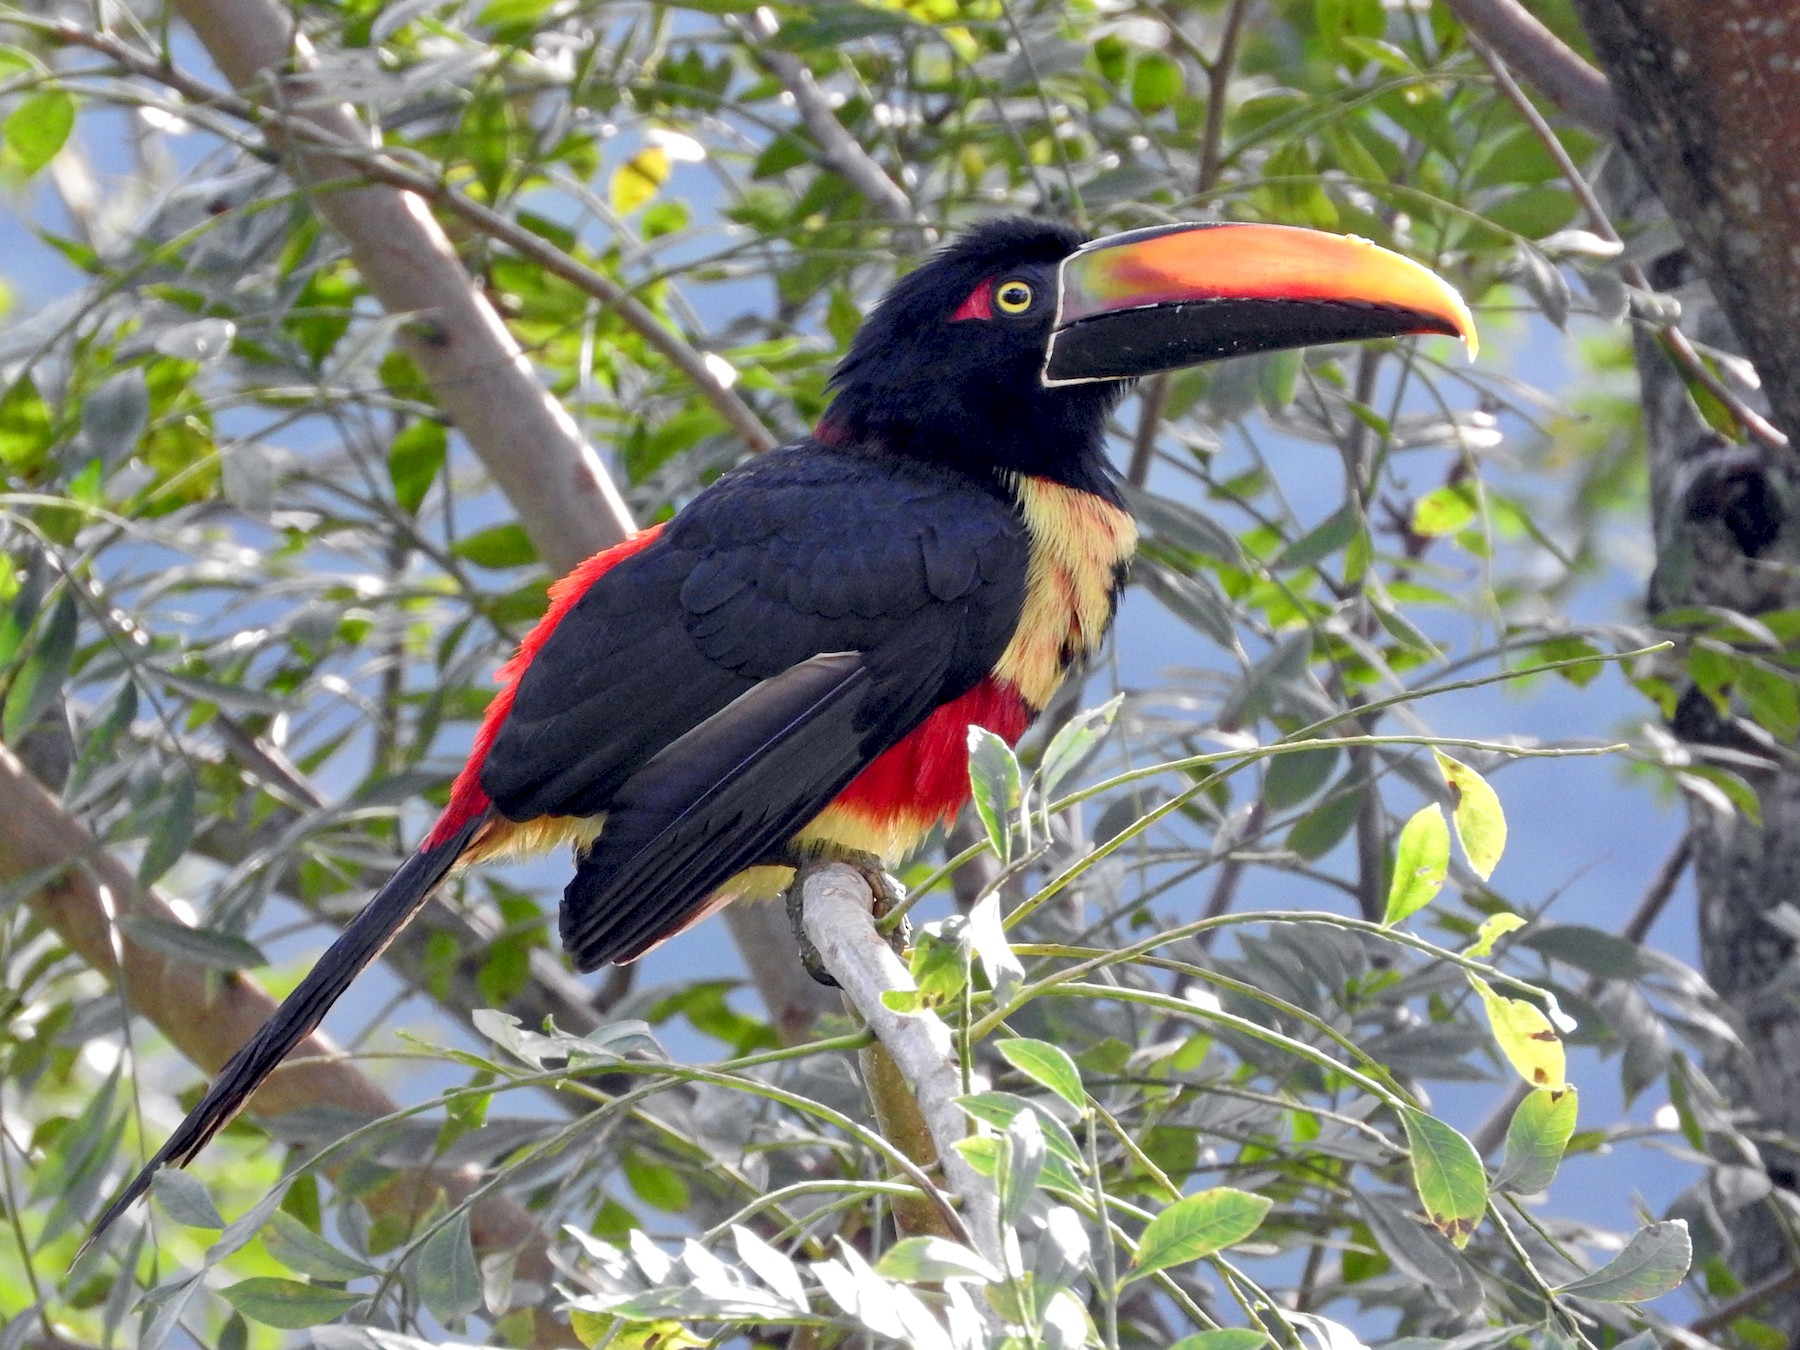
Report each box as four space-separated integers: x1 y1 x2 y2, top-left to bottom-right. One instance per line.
83 215 1474 1250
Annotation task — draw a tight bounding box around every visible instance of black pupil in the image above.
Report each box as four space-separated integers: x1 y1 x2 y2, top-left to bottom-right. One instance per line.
1001 284 1029 307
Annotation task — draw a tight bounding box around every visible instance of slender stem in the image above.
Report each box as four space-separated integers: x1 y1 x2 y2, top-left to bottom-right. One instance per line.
1197 0 1251 195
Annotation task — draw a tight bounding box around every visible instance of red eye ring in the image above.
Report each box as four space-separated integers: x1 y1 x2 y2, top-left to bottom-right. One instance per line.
950 283 994 322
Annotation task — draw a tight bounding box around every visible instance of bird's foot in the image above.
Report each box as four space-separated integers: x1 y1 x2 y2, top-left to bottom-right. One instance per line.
784 853 910 987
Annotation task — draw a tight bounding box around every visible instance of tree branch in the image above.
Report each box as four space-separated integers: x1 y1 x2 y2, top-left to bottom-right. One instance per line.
0 744 570 1345
799 863 1002 1264
46 17 778 500
743 17 921 237
148 0 639 569
1441 0 1617 134
44 10 828 1052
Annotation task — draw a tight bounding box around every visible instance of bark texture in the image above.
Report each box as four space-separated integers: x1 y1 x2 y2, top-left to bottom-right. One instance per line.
1569 1 1800 1330
1572 0 1800 439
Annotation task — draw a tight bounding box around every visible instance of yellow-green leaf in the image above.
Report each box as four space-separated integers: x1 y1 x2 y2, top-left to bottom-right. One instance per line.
1494 1086 1578 1195
610 146 670 214
997 1038 1086 1112
1130 1187 1272 1280
222 1278 363 1329
1433 751 1506 879
1469 975 1565 1090
1383 804 1449 925
1466 911 1526 958
1412 484 1478 537
3 89 75 176
1399 1107 1486 1248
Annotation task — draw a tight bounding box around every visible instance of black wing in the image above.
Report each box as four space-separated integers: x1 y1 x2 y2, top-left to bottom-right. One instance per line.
477 443 1030 967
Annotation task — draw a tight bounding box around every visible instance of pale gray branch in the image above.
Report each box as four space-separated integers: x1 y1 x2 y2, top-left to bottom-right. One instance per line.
799 863 1002 1264
1443 0 1617 134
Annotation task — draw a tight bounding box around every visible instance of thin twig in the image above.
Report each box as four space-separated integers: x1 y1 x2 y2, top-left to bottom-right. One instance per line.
1442 0 1616 133
1127 374 1171 487
1467 29 1789 453
1690 1263 1800 1338
743 15 922 237
1197 0 1251 195
1130 0 1248 484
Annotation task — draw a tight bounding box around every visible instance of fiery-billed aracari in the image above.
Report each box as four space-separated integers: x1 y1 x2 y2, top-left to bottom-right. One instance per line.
85 216 1473 1246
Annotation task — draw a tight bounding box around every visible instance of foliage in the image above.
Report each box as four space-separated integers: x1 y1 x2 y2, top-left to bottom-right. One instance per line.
0 0 1773 1347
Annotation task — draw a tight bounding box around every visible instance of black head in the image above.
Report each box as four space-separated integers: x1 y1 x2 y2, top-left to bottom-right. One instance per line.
821 217 1123 493
819 215 1478 494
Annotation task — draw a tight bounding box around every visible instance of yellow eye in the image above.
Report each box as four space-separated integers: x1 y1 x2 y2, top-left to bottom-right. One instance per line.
995 280 1034 314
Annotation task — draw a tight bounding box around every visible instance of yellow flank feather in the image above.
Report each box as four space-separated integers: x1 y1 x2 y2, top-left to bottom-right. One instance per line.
461 812 605 865
796 800 941 864
994 476 1138 710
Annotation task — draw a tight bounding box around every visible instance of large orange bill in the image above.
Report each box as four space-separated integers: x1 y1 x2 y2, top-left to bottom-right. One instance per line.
1043 222 1477 386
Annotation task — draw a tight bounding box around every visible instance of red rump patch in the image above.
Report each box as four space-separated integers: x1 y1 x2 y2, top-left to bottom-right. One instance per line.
423 523 668 849
832 677 1035 827
950 282 994 323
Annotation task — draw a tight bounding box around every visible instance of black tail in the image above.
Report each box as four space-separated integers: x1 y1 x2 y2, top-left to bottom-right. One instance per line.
78 814 485 1258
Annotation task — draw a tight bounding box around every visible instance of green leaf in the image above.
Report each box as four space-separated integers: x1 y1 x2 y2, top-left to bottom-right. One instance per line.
967 726 1024 864
1285 782 1361 861
388 420 447 514
1382 804 1449 925
222 1278 364 1329
152 1169 224 1229
1412 484 1479 537
1169 1334 1269 1350
1398 1108 1486 1247
138 770 196 886
1434 751 1507 880
623 1149 691 1212
1038 694 1121 807
453 523 537 569
3 590 75 741
1493 1086 1579 1195
1275 502 1360 572
1263 743 1339 811
262 1210 377 1281
1132 53 1183 113
4 89 75 176
417 1210 482 1322
996 1038 1086 1112
0 373 51 472
875 1235 1000 1284
1466 911 1525 958
1555 1220 1691 1302
1129 1187 1273 1280
117 915 266 971
884 923 967 1013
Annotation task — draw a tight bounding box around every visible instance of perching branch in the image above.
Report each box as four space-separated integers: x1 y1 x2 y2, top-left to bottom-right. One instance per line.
0 744 570 1346
798 863 1002 1265
1441 0 1617 134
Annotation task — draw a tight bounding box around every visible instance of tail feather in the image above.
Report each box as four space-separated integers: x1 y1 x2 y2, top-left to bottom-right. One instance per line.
79 813 484 1258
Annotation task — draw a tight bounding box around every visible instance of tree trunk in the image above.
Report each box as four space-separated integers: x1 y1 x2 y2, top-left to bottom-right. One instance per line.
1571 0 1800 1330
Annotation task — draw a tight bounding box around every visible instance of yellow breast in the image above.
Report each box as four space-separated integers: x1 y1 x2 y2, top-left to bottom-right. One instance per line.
994 476 1138 710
